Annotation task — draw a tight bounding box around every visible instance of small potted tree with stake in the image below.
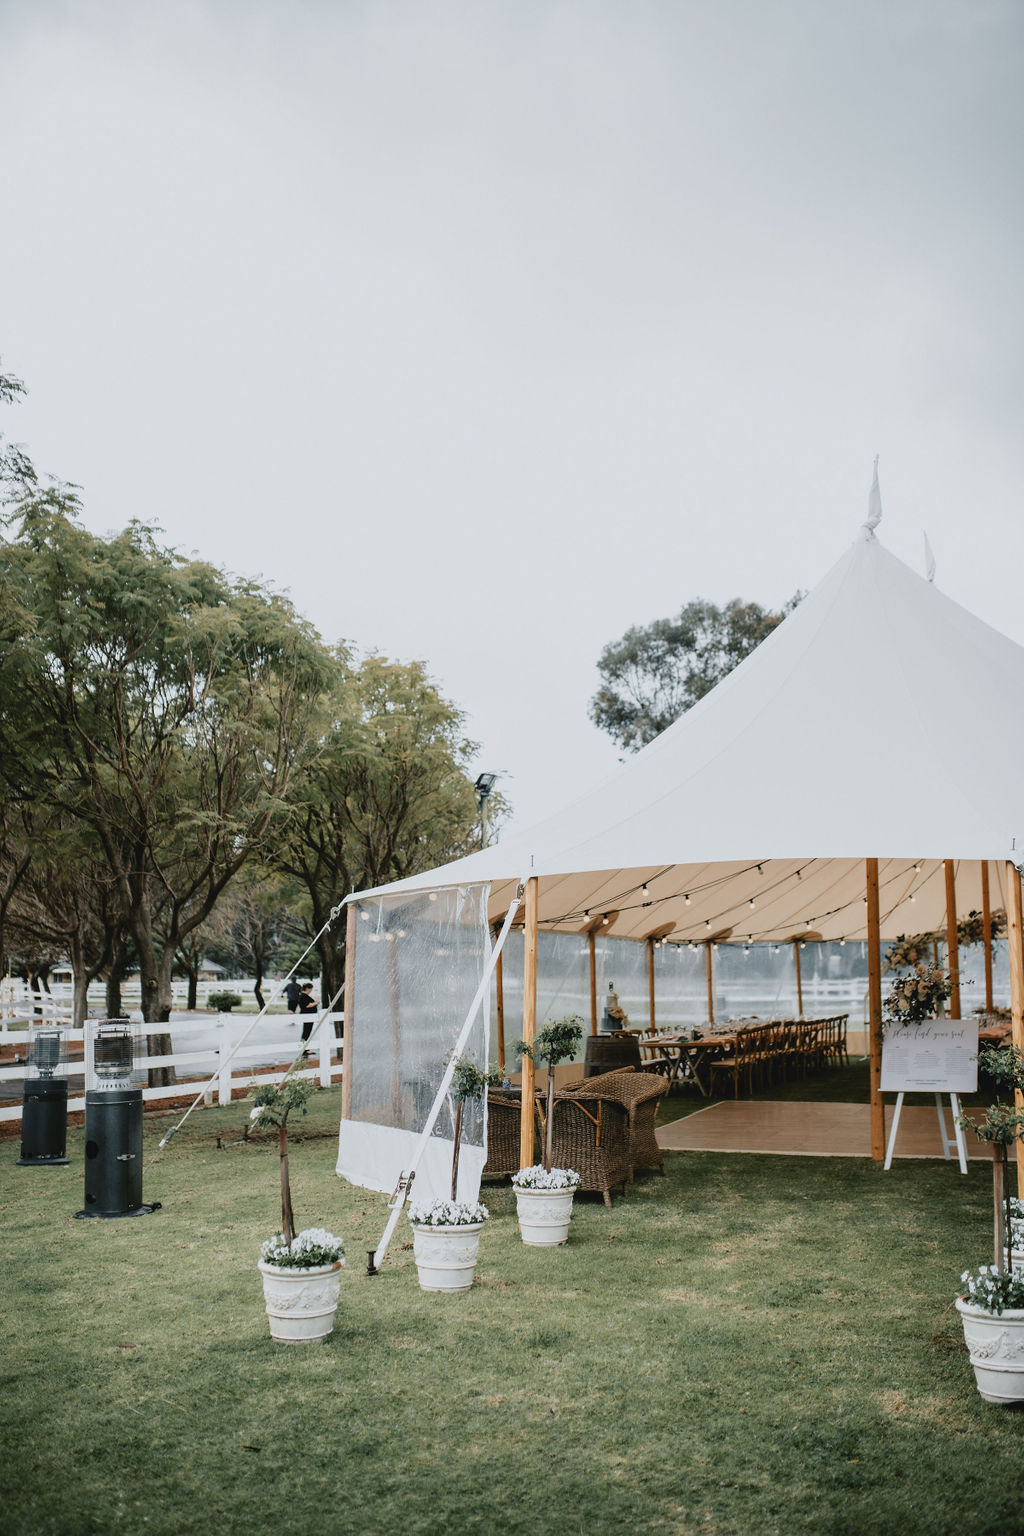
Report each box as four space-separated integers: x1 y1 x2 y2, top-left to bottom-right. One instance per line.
250 1073 344 1343
407 1054 494 1293
956 1044 1024 1403
511 1016 583 1246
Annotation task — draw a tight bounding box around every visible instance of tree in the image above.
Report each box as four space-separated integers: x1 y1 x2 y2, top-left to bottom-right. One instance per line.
1 803 123 1027
195 867 307 1009
273 652 488 1006
0 498 333 1067
0 360 37 497
589 594 802 753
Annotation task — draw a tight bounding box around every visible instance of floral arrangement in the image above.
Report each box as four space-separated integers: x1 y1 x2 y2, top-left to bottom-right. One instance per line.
883 932 936 973
408 1198 489 1228
260 1227 345 1269
958 908 1006 948
959 1264 1024 1315
882 964 952 1025
511 1164 581 1191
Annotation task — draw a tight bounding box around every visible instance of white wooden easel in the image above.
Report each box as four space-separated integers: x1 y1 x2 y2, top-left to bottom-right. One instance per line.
883 1091 969 1174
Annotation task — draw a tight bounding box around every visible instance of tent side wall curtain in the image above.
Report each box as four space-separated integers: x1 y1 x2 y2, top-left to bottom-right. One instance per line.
337 883 492 1204
341 903 356 1122
493 922 506 1074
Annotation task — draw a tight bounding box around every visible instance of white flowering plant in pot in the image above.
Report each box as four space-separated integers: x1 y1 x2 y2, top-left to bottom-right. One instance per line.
406 1053 497 1293
511 1165 581 1191
407 1198 489 1228
511 1017 584 1246
260 1227 345 1269
249 1077 345 1342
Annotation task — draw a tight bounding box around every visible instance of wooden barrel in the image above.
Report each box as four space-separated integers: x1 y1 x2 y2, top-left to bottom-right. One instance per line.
583 1033 641 1078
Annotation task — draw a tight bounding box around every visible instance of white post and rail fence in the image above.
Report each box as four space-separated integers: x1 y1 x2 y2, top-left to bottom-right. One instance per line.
0 1011 344 1127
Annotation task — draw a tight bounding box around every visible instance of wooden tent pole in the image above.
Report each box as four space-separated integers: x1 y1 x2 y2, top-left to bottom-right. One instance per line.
705 941 714 1025
638 923 673 1035
793 939 803 1017
981 860 994 1015
647 939 656 1035
341 903 356 1122
867 858 884 1161
588 931 597 1036
493 923 506 1075
944 859 961 1018
520 876 539 1168
1007 863 1024 1127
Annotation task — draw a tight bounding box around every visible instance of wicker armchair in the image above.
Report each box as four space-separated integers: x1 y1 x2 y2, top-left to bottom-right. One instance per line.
561 1069 668 1180
547 1093 630 1207
483 1091 530 1177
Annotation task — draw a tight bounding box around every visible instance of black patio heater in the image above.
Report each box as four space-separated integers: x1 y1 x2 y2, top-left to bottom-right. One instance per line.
17 1023 70 1166
75 1019 159 1219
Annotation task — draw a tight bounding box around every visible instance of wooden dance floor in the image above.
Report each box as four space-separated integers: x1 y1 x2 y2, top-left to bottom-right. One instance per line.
656 1100 1006 1160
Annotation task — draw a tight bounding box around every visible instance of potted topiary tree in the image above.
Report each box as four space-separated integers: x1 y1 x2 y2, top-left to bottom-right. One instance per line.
249 1074 344 1342
510 1016 583 1245
956 1044 1024 1403
407 1054 495 1293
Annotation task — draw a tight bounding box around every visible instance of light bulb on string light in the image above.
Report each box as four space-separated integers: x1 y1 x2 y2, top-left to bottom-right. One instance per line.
684 894 691 906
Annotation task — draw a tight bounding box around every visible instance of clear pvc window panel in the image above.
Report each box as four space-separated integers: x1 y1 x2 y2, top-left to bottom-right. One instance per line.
340 885 491 1203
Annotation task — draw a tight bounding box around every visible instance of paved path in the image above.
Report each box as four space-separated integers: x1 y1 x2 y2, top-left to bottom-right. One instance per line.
656 1099 1006 1160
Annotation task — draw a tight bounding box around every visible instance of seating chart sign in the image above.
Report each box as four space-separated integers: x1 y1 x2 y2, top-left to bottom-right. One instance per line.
880 1017 979 1094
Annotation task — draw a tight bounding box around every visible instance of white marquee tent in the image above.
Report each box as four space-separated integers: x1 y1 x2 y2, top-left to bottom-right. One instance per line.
338 504 1024 1205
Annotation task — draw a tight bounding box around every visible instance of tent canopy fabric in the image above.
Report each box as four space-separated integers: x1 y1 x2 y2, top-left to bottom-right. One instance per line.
354 529 1024 945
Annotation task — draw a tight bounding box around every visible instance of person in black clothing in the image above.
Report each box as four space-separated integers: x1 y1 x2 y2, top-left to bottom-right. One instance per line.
298 982 318 1042
284 978 302 1013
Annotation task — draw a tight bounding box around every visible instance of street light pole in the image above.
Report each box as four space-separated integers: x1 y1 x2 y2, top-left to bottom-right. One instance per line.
474 773 497 850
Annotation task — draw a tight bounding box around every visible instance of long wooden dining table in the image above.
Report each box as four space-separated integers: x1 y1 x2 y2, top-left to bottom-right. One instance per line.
638 1031 738 1096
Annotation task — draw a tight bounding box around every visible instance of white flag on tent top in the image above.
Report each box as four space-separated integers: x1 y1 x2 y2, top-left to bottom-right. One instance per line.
863 455 882 535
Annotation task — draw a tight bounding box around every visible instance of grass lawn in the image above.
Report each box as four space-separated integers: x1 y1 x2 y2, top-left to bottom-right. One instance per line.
2 1081 1023 1536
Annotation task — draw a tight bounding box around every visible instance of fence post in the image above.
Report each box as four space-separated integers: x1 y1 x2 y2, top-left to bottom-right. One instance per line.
319 1018 333 1087
218 1019 234 1106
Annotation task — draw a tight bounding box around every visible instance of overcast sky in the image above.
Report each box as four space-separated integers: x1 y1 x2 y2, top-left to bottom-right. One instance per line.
3 0 1022 830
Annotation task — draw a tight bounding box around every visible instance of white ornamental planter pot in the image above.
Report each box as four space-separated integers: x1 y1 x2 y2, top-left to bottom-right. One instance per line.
956 1298 1024 1405
258 1260 343 1344
515 1186 576 1246
411 1222 484 1292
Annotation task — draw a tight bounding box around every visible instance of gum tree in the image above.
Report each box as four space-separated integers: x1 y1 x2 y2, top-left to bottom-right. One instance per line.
0 497 332 1071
